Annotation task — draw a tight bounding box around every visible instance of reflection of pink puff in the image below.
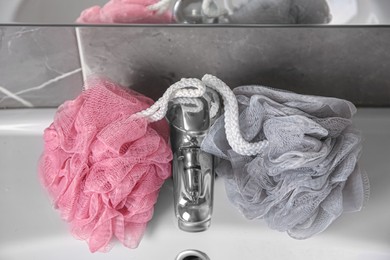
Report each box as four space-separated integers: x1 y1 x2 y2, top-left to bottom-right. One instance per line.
39 78 173 252
77 0 172 23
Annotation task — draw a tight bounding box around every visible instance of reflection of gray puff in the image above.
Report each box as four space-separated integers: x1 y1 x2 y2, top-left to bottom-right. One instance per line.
227 0 331 24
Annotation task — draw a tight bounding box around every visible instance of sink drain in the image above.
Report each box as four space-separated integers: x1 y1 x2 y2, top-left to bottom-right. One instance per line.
175 249 210 260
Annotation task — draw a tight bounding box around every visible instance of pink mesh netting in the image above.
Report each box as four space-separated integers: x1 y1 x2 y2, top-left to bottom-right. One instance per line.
76 0 172 24
38 78 173 252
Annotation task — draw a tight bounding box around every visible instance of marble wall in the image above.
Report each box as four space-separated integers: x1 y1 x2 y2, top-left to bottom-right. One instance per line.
0 26 83 108
1 26 389 108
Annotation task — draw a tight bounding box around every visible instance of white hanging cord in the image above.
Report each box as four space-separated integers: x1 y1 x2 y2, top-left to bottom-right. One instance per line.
135 78 206 122
171 88 220 119
147 0 227 19
173 97 205 114
201 0 228 18
203 88 220 119
201 74 268 156
136 75 267 156
147 0 172 14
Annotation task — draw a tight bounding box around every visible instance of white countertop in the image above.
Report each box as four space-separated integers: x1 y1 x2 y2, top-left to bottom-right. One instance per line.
0 108 389 260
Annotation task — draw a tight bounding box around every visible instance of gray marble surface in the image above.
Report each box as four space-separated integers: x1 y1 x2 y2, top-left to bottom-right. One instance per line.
78 26 390 106
0 26 83 108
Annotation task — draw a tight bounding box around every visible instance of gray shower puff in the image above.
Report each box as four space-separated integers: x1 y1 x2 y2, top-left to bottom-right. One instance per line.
227 0 331 24
201 85 369 239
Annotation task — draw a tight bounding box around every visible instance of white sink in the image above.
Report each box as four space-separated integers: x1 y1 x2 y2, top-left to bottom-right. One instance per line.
1 108 390 260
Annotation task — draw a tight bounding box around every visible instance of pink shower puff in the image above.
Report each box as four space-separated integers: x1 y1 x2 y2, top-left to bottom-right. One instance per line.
77 0 172 24
39 78 173 252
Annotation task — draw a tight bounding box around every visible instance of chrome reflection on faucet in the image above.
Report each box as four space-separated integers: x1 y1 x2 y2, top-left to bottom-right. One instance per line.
167 92 218 232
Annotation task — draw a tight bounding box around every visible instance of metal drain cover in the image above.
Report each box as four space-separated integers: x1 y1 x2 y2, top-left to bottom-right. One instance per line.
175 249 210 260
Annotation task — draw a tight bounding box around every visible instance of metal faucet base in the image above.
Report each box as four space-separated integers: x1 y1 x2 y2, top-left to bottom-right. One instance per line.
178 219 211 232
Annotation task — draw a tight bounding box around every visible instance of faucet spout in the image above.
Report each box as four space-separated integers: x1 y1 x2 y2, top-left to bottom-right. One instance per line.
167 96 215 232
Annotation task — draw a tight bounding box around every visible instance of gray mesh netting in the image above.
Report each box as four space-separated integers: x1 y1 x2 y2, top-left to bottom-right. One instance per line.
201 85 370 239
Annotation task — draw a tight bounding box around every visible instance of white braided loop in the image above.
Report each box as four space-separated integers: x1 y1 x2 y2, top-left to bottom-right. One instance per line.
201 0 228 18
173 97 204 114
135 78 206 122
136 74 267 156
147 0 227 19
203 88 220 119
202 74 268 156
147 0 172 14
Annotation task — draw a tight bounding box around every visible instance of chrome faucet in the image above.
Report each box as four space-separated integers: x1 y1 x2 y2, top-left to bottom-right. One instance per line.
166 95 217 232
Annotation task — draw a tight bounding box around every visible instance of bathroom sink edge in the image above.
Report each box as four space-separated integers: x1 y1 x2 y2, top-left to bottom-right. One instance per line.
1 108 389 260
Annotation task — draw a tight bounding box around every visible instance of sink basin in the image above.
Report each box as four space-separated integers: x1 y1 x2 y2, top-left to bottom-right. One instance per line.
0 108 390 259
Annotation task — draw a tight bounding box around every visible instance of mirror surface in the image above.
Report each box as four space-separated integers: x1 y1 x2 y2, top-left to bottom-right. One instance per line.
0 0 390 25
